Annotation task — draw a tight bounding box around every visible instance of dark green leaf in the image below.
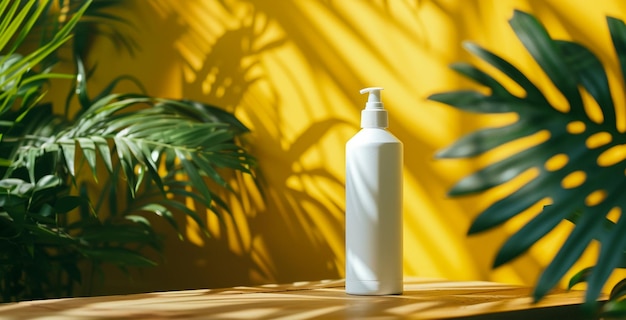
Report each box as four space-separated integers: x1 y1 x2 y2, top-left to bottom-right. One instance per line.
136 203 180 235
91 136 113 173
428 90 527 114
608 16 626 96
568 266 594 290
74 55 91 109
81 248 157 267
432 10 626 309
585 212 626 308
191 152 231 193
494 198 580 268
34 175 62 191
449 62 513 98
122 138 164 192
436 118 542 158
610 278 626 300
54 196 84 214
59 139 76 177
77 137 98 179
533 205 608 301
176 149 212 204
463 41 549 105
113 137 137 196
556 40 616 126
601 299 626 319
448 142 545 196
509 10 585 117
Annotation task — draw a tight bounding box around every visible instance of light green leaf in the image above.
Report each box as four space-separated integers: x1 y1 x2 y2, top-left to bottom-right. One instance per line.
59 139 77 177
77 137 98 179
91 136 113 173
34 175 62 191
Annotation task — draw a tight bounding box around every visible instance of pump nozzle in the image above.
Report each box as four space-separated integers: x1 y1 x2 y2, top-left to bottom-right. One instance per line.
360 87 384 108
359 87 387 128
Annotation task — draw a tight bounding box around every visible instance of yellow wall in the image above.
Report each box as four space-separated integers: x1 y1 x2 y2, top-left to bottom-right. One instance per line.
74 0 626 295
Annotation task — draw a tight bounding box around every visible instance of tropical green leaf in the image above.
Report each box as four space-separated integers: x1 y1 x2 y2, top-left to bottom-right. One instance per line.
160 199 210 236
610 278 626 300
584 212 626 309
568 266 594 290
74 55 92 109
34 175 62 191
22 224 76 246
91 136 113 173
176 149 212 203
120 137 164 192
112 136 138 195
565 210 626 268
54 195 83 214
80 248 157 267
77 137 98 178
435 117 543 158
191 152 231 192
462 41 549 105
449 63 514 98
124 214 151 227
533 201 612 301
608 16 626 90
428 91 525 114
0 178 34 196
510 10 585 117
0 1 35 53
601 299 626 319
134 203 181 238
59 139 77 177
556 40 615 126
494 200 579 268
431 9 626 308
80 224 158 247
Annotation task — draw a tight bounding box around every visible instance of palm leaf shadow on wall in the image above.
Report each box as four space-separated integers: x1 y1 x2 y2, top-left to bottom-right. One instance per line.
142 1 347 287
429 10 626 313
182 17 347 283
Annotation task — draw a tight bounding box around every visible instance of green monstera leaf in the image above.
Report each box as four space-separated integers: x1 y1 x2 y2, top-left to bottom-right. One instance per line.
429 10 626 310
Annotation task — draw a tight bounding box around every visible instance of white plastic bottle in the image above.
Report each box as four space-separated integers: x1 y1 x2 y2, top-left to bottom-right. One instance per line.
345 87 403 295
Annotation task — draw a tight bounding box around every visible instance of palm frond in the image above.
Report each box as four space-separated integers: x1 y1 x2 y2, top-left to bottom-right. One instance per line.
8 90 258 231
0 0 87 117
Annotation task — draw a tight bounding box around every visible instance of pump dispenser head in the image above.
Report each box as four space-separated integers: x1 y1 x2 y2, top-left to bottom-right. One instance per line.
360 87 388 128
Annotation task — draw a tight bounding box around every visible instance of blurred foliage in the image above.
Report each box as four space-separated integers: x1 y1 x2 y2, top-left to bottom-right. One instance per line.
430 10 626 318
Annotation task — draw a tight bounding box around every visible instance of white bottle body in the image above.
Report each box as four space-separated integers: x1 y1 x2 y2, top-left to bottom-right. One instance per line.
345 128 403 295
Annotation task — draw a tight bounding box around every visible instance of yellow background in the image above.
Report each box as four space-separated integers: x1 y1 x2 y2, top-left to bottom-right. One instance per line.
67 0 626 295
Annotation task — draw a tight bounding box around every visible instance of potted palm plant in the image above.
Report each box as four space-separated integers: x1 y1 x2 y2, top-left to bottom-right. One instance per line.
0 0 257 302
429 9 626 317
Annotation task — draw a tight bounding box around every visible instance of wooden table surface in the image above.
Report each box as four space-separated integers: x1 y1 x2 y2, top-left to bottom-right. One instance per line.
0 278 594 319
